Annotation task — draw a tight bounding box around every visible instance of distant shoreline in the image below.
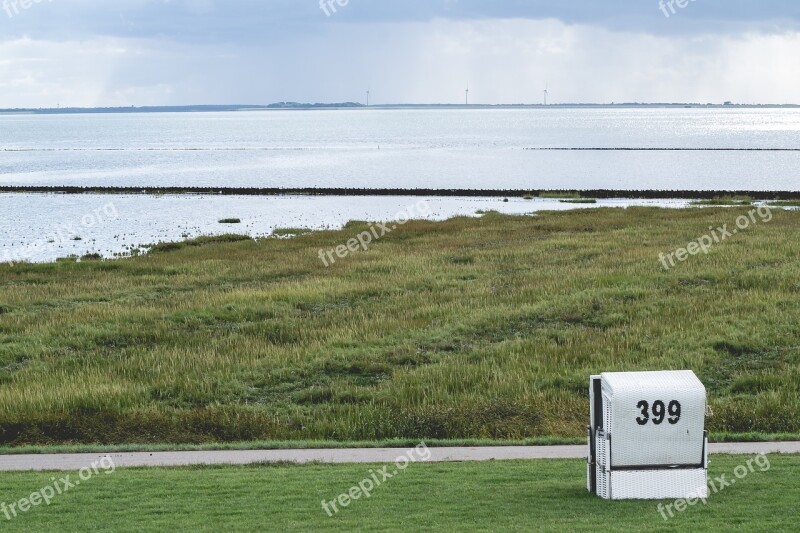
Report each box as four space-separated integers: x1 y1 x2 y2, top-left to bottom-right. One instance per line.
2 187 799 199
2 103 800 115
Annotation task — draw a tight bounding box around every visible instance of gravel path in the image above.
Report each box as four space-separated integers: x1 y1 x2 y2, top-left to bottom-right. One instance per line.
1 442 799 472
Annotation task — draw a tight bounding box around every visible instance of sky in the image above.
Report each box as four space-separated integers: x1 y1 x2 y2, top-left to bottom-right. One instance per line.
0 0 799 107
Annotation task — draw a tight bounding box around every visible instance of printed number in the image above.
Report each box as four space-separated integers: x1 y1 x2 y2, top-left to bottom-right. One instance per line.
636 400 650 425
636 400 681 425
652 400 666 424
668 400 682 425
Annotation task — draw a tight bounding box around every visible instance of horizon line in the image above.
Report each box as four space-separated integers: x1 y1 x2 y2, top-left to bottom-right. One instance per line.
2 102 800 114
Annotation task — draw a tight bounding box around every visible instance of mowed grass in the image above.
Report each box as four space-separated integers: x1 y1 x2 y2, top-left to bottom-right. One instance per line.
0 456 798 532
1 207 800 445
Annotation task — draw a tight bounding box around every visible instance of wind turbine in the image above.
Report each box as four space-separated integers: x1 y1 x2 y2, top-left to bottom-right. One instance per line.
465 86 470 106
366 90 370 107
543 83 549 106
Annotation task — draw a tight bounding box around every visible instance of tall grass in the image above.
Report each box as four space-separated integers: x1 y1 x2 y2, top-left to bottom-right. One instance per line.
691 196 754 206
1 208 799 445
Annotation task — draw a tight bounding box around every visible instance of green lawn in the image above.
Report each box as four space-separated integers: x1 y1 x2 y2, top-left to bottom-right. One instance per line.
1 207 800 445
0 456 797 532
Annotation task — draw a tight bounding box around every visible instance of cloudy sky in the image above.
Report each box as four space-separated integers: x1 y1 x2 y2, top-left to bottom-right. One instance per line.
0 0 798 107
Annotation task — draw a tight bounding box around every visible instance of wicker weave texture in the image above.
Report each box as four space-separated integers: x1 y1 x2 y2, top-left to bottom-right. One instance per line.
603 370 706 467
588 370 709 500
607 469 708 500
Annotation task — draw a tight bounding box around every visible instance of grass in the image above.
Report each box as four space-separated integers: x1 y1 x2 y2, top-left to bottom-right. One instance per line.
536 192 598 203
272 228 313 237
0 437 585 455
1 208 800 446
767 200 800 208
145 234 252 254
540 191 583 199
691 196 754 206
3 432 799 456
0 456 797 531
559 199 598 204
2 434 799 456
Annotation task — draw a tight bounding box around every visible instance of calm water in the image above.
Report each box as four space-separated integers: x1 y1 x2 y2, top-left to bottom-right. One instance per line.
1 108 799 191
2 109 798 262
0 194 692 263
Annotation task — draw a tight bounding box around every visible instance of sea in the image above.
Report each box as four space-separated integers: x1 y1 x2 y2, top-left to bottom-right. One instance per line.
1 108 798 262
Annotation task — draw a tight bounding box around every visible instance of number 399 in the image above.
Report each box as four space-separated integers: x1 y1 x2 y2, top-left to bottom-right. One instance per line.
636 400 681 425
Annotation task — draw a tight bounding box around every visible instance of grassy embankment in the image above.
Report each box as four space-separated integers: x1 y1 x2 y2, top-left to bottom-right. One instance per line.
0 456 798 531
1 207 800 445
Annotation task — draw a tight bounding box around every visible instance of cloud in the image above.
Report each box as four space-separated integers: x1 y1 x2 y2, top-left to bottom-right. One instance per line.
1 18 799 107
1 0 798 44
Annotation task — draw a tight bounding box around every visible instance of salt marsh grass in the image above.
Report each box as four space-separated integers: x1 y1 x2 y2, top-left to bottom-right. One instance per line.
1 208 799 445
